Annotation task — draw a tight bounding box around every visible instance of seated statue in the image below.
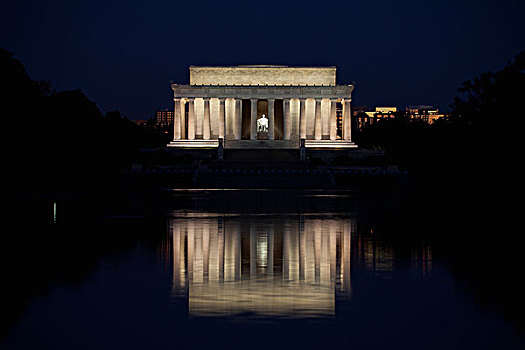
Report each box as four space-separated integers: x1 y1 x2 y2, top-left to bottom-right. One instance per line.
257 114 268 132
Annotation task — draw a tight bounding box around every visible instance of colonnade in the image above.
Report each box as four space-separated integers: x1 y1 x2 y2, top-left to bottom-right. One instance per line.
173 97 352 142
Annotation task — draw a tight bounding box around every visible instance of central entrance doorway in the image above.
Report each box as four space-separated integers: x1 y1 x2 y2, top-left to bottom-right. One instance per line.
251 99 284 140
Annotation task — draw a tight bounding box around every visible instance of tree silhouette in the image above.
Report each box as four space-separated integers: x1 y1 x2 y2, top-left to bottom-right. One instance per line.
0 47 162 193
354 50 524 180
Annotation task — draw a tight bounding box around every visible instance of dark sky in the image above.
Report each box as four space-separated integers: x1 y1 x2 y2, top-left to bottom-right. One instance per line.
1 0 523 119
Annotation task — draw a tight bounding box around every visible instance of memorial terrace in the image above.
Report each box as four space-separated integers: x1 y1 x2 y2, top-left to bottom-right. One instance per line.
168 65 357 150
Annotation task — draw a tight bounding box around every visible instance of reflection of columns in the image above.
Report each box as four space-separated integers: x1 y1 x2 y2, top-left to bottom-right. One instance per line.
236 225 241 279
224 221 241 281
330 99 337 140
194 221 203 283
250 99 258 140
299 215 305 280
314 99 322 140
218 98 225 139
299 99 306 139
250 224 256 277
218 218 224 281
224 222 236 281
172 222 181 290
174 98 181 140
305 222 315 283
209 221 219 282
314 220 321 282
187 221 194 282
268 225 274 276
289 228 299 281
203 221 210 279
188 99 195 140
235 99 242 140
343 99 352 141
268 98 275 140
330 221 337 280
320 224 330 285
283 226 290 280
284 99 291 140
342 219 352 294
203 98 211 140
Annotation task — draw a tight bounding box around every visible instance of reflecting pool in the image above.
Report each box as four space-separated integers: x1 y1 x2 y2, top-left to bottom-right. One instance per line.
1 190 523 349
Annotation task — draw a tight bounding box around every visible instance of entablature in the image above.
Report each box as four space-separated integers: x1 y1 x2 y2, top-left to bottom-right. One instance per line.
171 84 354 100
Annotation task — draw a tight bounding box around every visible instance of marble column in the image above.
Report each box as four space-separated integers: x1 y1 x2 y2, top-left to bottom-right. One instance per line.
188 99 195 140
268 98 275 140
306 98 315 138
174 98 181 140
321 98 330 139
343 99 352 141
314 98 322 140
330 99 337 140
203 98 211 140
225 98 235 140
299 98 306 139
250 98 258 140
181 99 187 139
290 98 300 140
210 98 219 138
195 98 204 138
235 99 242 140
218 98 225 139
284 99 291 140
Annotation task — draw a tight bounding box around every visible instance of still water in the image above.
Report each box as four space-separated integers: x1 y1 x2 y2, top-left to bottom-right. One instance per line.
2 190 523 349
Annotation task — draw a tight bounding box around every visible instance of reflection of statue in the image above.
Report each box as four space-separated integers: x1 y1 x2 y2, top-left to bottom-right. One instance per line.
257 114 268 132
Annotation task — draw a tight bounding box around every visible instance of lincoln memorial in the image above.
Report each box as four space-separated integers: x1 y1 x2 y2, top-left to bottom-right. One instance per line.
168 65 357 149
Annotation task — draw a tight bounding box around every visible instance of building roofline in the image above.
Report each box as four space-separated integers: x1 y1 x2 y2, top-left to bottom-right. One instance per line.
188 65 337 69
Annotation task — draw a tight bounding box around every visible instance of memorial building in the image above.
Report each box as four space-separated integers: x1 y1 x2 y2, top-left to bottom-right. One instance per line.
168 65 357 149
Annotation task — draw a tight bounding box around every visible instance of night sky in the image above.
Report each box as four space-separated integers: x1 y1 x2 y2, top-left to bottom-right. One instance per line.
1 0 523 120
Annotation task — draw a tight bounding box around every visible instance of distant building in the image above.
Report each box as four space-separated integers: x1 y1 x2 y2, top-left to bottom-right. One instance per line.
154 109 174 128
406 105 444 124
353 107 398 132
354 105 445 131
134 119 148 127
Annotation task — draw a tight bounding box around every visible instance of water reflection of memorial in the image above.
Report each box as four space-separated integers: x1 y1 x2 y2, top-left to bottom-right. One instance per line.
169 213 353 318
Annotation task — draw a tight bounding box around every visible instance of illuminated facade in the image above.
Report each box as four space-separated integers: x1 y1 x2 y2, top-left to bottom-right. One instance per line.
168 65 357 149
